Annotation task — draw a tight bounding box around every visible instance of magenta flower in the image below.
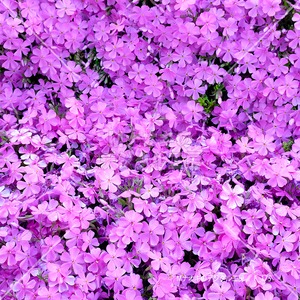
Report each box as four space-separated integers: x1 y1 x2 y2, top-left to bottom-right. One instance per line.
253 134 275 156
104 267 126 293
148 251 170 270
84 248 106 274
220 183 244 209
104 244 126 270
17 175 40 197
76 273 96 293
144 76 163 97
197 11 218 34
0 241 16 266
208 282 235 300
274 231 297 252
55 0 76 17
60 246 85 276
255 291 279 300
141 219 164 246
141 184 159 199
149 273 176 298
12 273 36 299
98 168 121 193
182 101 203 122
262 0 281 16
128 63 147 83
41 236 64 261
172 46 193 68
122 274 143 292
277 75 299 98
169 134 192 156
37 286 61 300
185 79 206 100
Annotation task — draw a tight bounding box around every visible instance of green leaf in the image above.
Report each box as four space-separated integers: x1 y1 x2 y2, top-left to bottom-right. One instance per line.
283 139 294 152
118 198 127 207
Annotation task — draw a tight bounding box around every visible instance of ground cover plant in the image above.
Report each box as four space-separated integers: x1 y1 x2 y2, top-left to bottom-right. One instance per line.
1 0 300 299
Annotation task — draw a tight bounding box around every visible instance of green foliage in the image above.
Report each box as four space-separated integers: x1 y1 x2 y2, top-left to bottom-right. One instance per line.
283 139 294 152
118 198 127 207
0 133 8 145
278 0 295 30
68 50 86 66
197 94 214 113
197 83 224 114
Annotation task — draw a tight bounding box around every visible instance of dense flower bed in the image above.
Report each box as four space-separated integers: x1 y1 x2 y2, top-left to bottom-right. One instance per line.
1 0 300 299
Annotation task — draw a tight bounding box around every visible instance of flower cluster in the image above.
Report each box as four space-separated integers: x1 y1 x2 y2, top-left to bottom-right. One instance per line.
0 0 300 299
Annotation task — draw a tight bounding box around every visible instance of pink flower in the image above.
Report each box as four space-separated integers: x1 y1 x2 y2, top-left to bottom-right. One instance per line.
274 231 297 252
76 273 96 293
55 0 76 17
208 282 235 300
239 260 269 289
293 13 300 30
115 211 144 245
182 101 203 122
277 75 299 98
173 46 193 68
47 262 75 287
94 21 110 42
81 231 99 251
148 251 170 270
12 273 36 299
253 134 275 156
185 79 206 100
144 76 163 97
169 134 192 156
149 273 176 298
37 286 61 300
265 160 293 188
236 137 254 153
17 175 40 197
98 168 121 193
141 219 164 246
62 61 81 83
38 109 58 132
197 11 218 34
0 241 17 266
104 268 126 294
104 244 126 270
220 183 244 209
84 248 106 274
141 184 159 199
174 0 196 10
41 236 64 261
255 291 279 300
60 246 85 276
122 274 143 292
262 0 281 16
128 63 147 83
